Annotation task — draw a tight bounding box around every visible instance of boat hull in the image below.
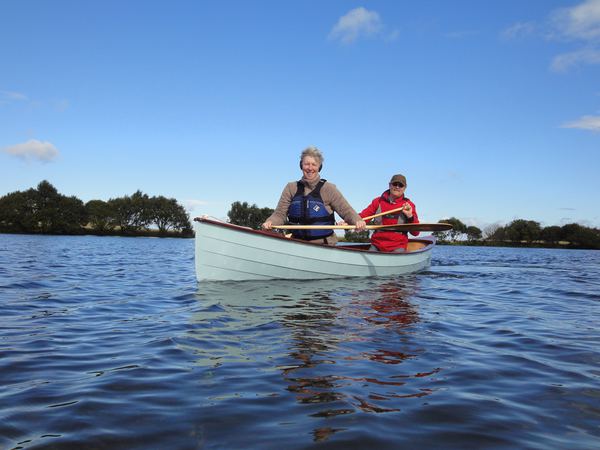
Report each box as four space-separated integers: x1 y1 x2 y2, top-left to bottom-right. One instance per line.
194 218 435 281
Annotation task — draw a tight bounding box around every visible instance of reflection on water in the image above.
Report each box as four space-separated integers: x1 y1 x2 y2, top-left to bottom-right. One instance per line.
281 280 427 422
184 276 443 442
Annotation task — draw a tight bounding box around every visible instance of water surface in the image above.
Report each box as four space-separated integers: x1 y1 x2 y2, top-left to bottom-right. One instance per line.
1 234 599 449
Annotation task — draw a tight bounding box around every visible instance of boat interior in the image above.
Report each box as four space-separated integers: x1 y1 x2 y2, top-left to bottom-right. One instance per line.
337 240 429 253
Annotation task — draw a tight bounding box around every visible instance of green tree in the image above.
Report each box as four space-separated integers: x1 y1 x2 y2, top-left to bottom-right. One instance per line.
108 197 132 232
86 200 115 232
148 195 192 234
52 195 87 233
227 201 274 229
108 191 151 233
0 189 38 232
434 217 467 242
541 225 562 245
0 181 195 237
466 225 482 242
504 219 541 243
35 180 61 233
129 190 152 230
487 225 507 242
560 223 600 249
0 181 86 234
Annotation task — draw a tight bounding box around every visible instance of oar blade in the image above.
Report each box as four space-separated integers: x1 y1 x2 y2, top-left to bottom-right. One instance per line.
378 223 453 232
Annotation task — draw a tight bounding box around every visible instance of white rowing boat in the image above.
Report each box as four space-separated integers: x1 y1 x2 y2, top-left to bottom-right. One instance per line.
194 217 439 282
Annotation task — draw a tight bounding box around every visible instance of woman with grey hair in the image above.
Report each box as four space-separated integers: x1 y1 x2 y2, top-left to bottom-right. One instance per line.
262 146 366 245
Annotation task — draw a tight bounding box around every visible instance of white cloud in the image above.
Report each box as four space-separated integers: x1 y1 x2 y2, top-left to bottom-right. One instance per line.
551 0 600 41
561 115 600 132
553 46 600 70
329 7 383 44
501 22 536 40
2 139 60 162
541 1 600 71
182 199 210 213
551 47 600 70
182 199 229 222
54 99 70 112
0 90 28 104
550 48 600 72
0 90 68 111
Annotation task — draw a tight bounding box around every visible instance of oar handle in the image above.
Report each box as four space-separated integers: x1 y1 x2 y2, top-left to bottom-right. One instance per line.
273 224 373 230
272 223 454 232
362 205 406 222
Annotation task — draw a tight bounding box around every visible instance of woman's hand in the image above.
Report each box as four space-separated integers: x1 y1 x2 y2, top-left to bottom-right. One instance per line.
354 219 367 231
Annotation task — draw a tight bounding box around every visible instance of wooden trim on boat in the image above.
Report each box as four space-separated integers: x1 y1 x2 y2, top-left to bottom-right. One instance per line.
194 217 435 254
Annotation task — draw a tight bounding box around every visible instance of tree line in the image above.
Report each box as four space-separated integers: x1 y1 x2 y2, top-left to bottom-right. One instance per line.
0 180 192 237
432 217 600 250
4 188 598 249
225 202 600 250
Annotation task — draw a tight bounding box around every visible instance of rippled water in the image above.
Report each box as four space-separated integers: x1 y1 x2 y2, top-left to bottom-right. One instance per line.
1 234 599 449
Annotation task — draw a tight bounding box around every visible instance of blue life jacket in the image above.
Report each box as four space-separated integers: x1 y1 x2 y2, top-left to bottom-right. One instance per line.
287 180 335 240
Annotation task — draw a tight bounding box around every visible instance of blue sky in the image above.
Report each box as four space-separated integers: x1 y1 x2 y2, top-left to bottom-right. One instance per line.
1 0 599 231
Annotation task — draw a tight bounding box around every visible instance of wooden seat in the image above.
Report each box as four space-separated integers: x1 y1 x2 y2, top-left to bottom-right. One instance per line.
406 241 426 253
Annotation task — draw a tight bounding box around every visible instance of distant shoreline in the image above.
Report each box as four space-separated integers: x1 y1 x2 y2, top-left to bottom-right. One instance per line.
3 231 598 250
0 230 193 239
435 240 598 251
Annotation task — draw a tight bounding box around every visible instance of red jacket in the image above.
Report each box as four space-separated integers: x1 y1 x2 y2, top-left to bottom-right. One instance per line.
359 190 419 252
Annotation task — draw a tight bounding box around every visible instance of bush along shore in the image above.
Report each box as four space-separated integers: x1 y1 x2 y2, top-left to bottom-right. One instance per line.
0 181 193 238
429 217 600 250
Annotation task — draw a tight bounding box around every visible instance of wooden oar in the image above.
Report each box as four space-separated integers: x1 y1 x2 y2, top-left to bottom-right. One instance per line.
274 224 375 230
362 206 406 222
272 223 453 232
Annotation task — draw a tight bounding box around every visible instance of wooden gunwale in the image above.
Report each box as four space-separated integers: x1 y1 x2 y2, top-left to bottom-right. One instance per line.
193 217 434 254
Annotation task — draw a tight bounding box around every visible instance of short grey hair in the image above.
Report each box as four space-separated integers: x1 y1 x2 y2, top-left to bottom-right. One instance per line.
300 146 324 166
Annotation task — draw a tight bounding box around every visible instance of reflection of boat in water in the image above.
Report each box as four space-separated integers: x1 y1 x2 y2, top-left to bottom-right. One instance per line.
194 217 437 281
185 278 422 364
185 277 440 433
274 278 438 422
